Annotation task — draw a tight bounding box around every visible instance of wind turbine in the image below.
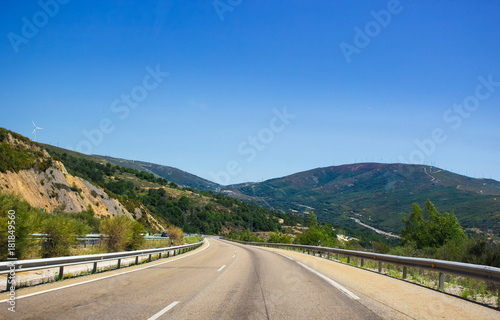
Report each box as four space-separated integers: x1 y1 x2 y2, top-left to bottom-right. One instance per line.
32 121 43 141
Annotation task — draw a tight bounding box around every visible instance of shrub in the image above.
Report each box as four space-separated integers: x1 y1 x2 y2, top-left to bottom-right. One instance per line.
41 215 79 258
100 216 132 252
100 215 146 252
165 225 183 245
0 192 41 260
127 220 145 251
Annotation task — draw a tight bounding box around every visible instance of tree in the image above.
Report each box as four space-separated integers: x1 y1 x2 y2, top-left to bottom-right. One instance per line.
308 212 318 228
401 199 466 248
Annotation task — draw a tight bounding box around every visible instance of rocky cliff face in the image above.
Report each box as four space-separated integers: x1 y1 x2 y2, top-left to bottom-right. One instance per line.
0 129 165 230
0 161 129 217
0 163 165 231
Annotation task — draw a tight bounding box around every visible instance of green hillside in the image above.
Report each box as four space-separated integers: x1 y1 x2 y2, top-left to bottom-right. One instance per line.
44 146 303 235
231 163 500 237
96 156 220 191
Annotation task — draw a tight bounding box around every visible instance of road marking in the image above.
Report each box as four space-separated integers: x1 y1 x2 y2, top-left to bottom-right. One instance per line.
276 252 294 261
0 240 211 303
232 254 236 258
297 262 360 300
148 301 179 320
217 265 226 272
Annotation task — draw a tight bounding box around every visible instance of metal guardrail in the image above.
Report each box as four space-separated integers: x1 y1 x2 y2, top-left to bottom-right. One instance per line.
32 233 171 241
226 240 500 289
1 239 204 291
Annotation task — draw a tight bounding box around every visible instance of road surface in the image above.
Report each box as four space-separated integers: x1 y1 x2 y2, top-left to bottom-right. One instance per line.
1 238 498 319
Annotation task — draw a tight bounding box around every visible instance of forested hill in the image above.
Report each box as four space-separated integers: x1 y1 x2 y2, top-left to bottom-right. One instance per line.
44 144 304 234
227 163 500 236
96 155 220 191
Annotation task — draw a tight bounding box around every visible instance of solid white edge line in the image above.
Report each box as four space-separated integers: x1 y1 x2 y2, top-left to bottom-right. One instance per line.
232 255 235 258
217 265 226 272
0 239 211 303
148 301 179 320
275 252 294 261
297 262 360 300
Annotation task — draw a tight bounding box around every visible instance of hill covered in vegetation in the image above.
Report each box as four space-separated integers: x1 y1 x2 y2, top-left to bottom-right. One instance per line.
96 155 220 191
0 128 305 240
44 142 303 235
227 163 500 238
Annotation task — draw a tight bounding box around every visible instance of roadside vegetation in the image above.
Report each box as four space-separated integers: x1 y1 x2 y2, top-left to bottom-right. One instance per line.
0 192 196 260
227 199 500 307
229 200 500 267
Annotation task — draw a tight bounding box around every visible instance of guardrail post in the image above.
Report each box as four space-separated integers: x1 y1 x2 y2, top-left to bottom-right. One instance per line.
167 251 170 258
497 286 499 309
159 252 162 259
58 266 64 280
328 252 331 260
6 278 12 291
347 256 350 264
361 259 365 267
403 267 408 279
378 262 382 273
148 254 152 262
439 273 445 291
135 256 139 265
117 259 121 269
93 262 98 274
336 253 339 260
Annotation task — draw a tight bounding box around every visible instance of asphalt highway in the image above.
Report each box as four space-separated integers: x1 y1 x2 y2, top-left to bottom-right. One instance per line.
1 238 379 319
1 238 499 319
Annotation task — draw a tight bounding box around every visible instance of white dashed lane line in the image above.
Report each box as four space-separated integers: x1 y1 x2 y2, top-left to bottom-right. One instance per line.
148 301 180 320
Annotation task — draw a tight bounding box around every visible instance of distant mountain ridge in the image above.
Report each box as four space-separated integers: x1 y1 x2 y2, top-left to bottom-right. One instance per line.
96 156 221 191
35 136 500 238
226 163 500 236
75 156 500 237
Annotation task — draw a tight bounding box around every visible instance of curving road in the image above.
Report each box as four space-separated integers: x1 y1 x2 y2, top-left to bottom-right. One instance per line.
1 238 498 319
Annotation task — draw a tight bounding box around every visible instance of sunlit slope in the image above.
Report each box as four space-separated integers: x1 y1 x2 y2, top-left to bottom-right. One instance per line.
231 163 500 235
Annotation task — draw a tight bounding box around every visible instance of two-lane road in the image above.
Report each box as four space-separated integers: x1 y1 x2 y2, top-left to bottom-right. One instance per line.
2 238 499 319
1 238 379 319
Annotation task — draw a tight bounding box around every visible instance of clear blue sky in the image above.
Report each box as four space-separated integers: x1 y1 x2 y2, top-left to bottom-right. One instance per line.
1 1 499 185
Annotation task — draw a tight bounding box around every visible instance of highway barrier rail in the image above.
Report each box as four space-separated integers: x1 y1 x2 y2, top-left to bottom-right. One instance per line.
30 233 173 247
226 239 500 291
1 239 204 291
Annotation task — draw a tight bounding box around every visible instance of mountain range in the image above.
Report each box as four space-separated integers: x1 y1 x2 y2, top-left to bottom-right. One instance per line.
96 156 220 191
2 126 498 238
1 128 300 236
226 163 500 236
89 156 500 238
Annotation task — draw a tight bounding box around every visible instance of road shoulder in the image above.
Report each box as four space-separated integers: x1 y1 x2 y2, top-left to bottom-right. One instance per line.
256 245 499 320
